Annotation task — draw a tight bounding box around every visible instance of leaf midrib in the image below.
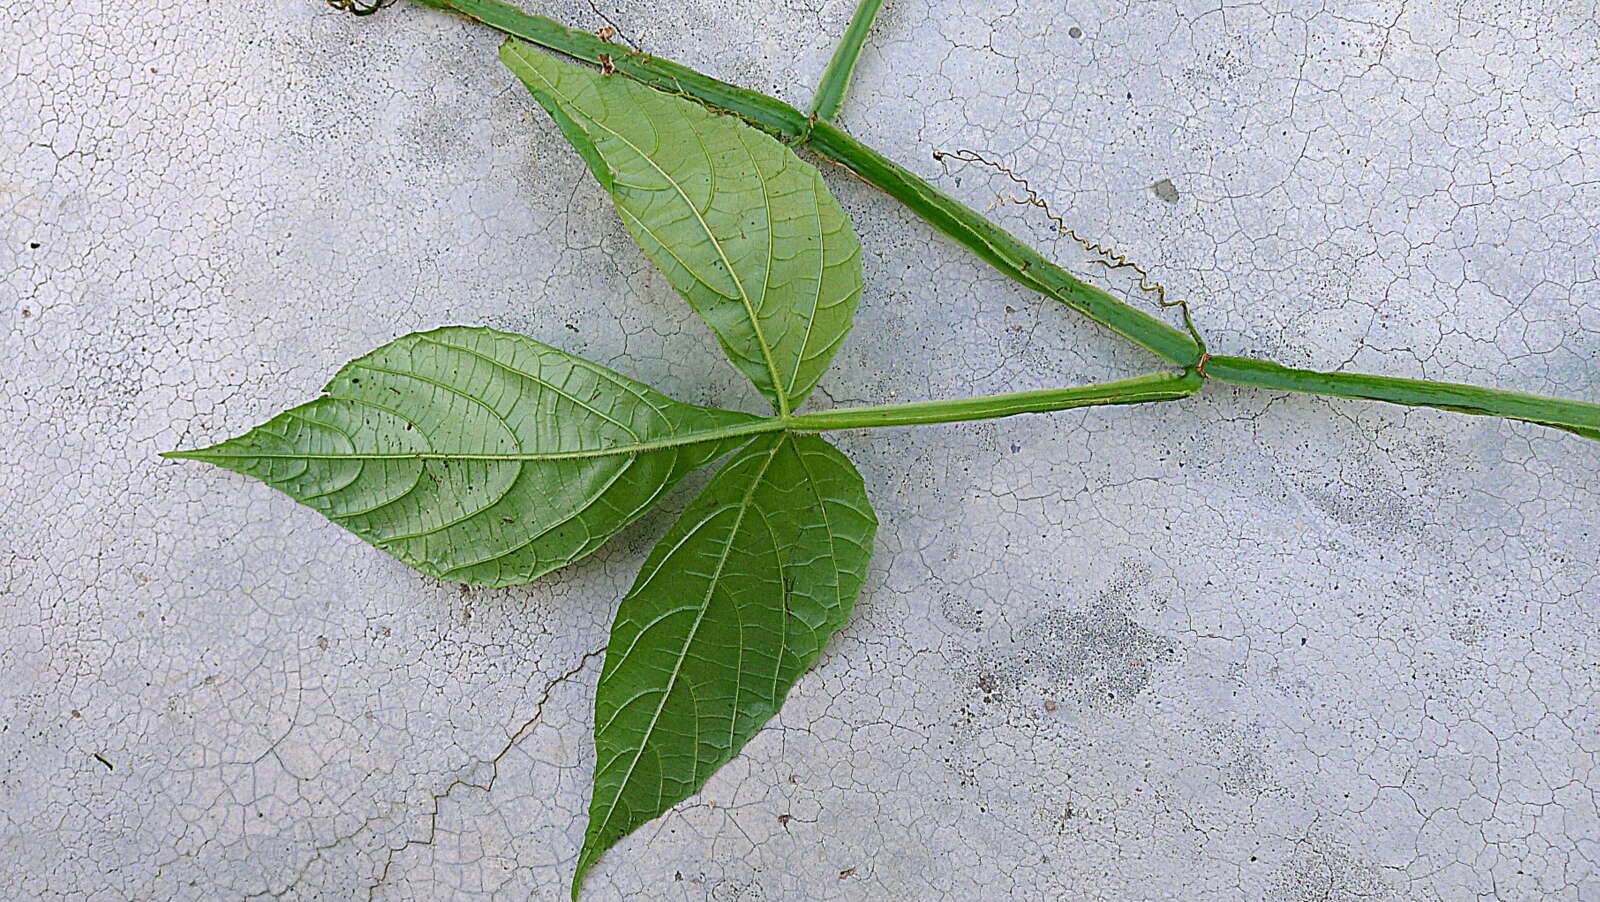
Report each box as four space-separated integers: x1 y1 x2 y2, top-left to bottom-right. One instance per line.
512 50 794 416
587 434 784 855
165 417 783 462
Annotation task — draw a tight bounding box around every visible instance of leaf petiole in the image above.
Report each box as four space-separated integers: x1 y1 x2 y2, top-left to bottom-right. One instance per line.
169 372 1200 465
404 0 1600 443
786 371 1202 431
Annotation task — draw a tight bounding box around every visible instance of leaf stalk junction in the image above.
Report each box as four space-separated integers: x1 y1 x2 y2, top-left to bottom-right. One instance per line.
195 2 1597 895
394 0 1600 441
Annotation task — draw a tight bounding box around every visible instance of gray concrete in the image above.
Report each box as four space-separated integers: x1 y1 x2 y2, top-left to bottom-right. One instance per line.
4 0 1598 898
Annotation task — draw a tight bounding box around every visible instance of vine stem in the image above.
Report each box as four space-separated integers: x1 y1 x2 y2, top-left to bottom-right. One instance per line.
399 0 1600 441
809 0 886 122
1203 357 1600 440
404 0 1200 365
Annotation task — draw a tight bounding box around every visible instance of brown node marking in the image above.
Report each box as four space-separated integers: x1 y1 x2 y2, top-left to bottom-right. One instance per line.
796 111 820 146
588 12 640 51
599 54 616 75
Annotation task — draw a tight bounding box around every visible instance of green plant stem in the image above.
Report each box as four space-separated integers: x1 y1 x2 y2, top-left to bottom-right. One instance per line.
403 0 1200 366
789 371 1201 431
802 121 1200 364
400 0 1599 443
810 0 886 122
409 0 811 132
164 373 1200 462
1204 356 1600 438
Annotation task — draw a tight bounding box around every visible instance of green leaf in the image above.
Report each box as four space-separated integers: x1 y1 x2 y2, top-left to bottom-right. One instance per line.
574 432 876 896
165 326 776 587
501 42 865 417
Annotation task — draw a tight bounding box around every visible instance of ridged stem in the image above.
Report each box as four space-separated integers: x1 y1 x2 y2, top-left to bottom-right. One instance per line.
789 371 1201 430
405 0 1200 365
401 0 1599 443
1204 356 1600 439
809 0 886 121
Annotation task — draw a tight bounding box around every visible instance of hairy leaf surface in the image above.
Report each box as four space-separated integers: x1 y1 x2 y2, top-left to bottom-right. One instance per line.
167 326 771 587
501 42 864 416
575 432 876 895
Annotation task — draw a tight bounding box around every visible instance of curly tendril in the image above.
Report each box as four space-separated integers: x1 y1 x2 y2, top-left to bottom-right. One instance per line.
326 0 399 15
933 147 1206 357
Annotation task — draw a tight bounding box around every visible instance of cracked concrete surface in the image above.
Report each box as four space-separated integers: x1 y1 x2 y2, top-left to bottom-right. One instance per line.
4 0 1598 898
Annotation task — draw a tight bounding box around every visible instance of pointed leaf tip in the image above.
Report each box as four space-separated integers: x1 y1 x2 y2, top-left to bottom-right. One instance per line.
168 326 773 587
575 432 876 887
